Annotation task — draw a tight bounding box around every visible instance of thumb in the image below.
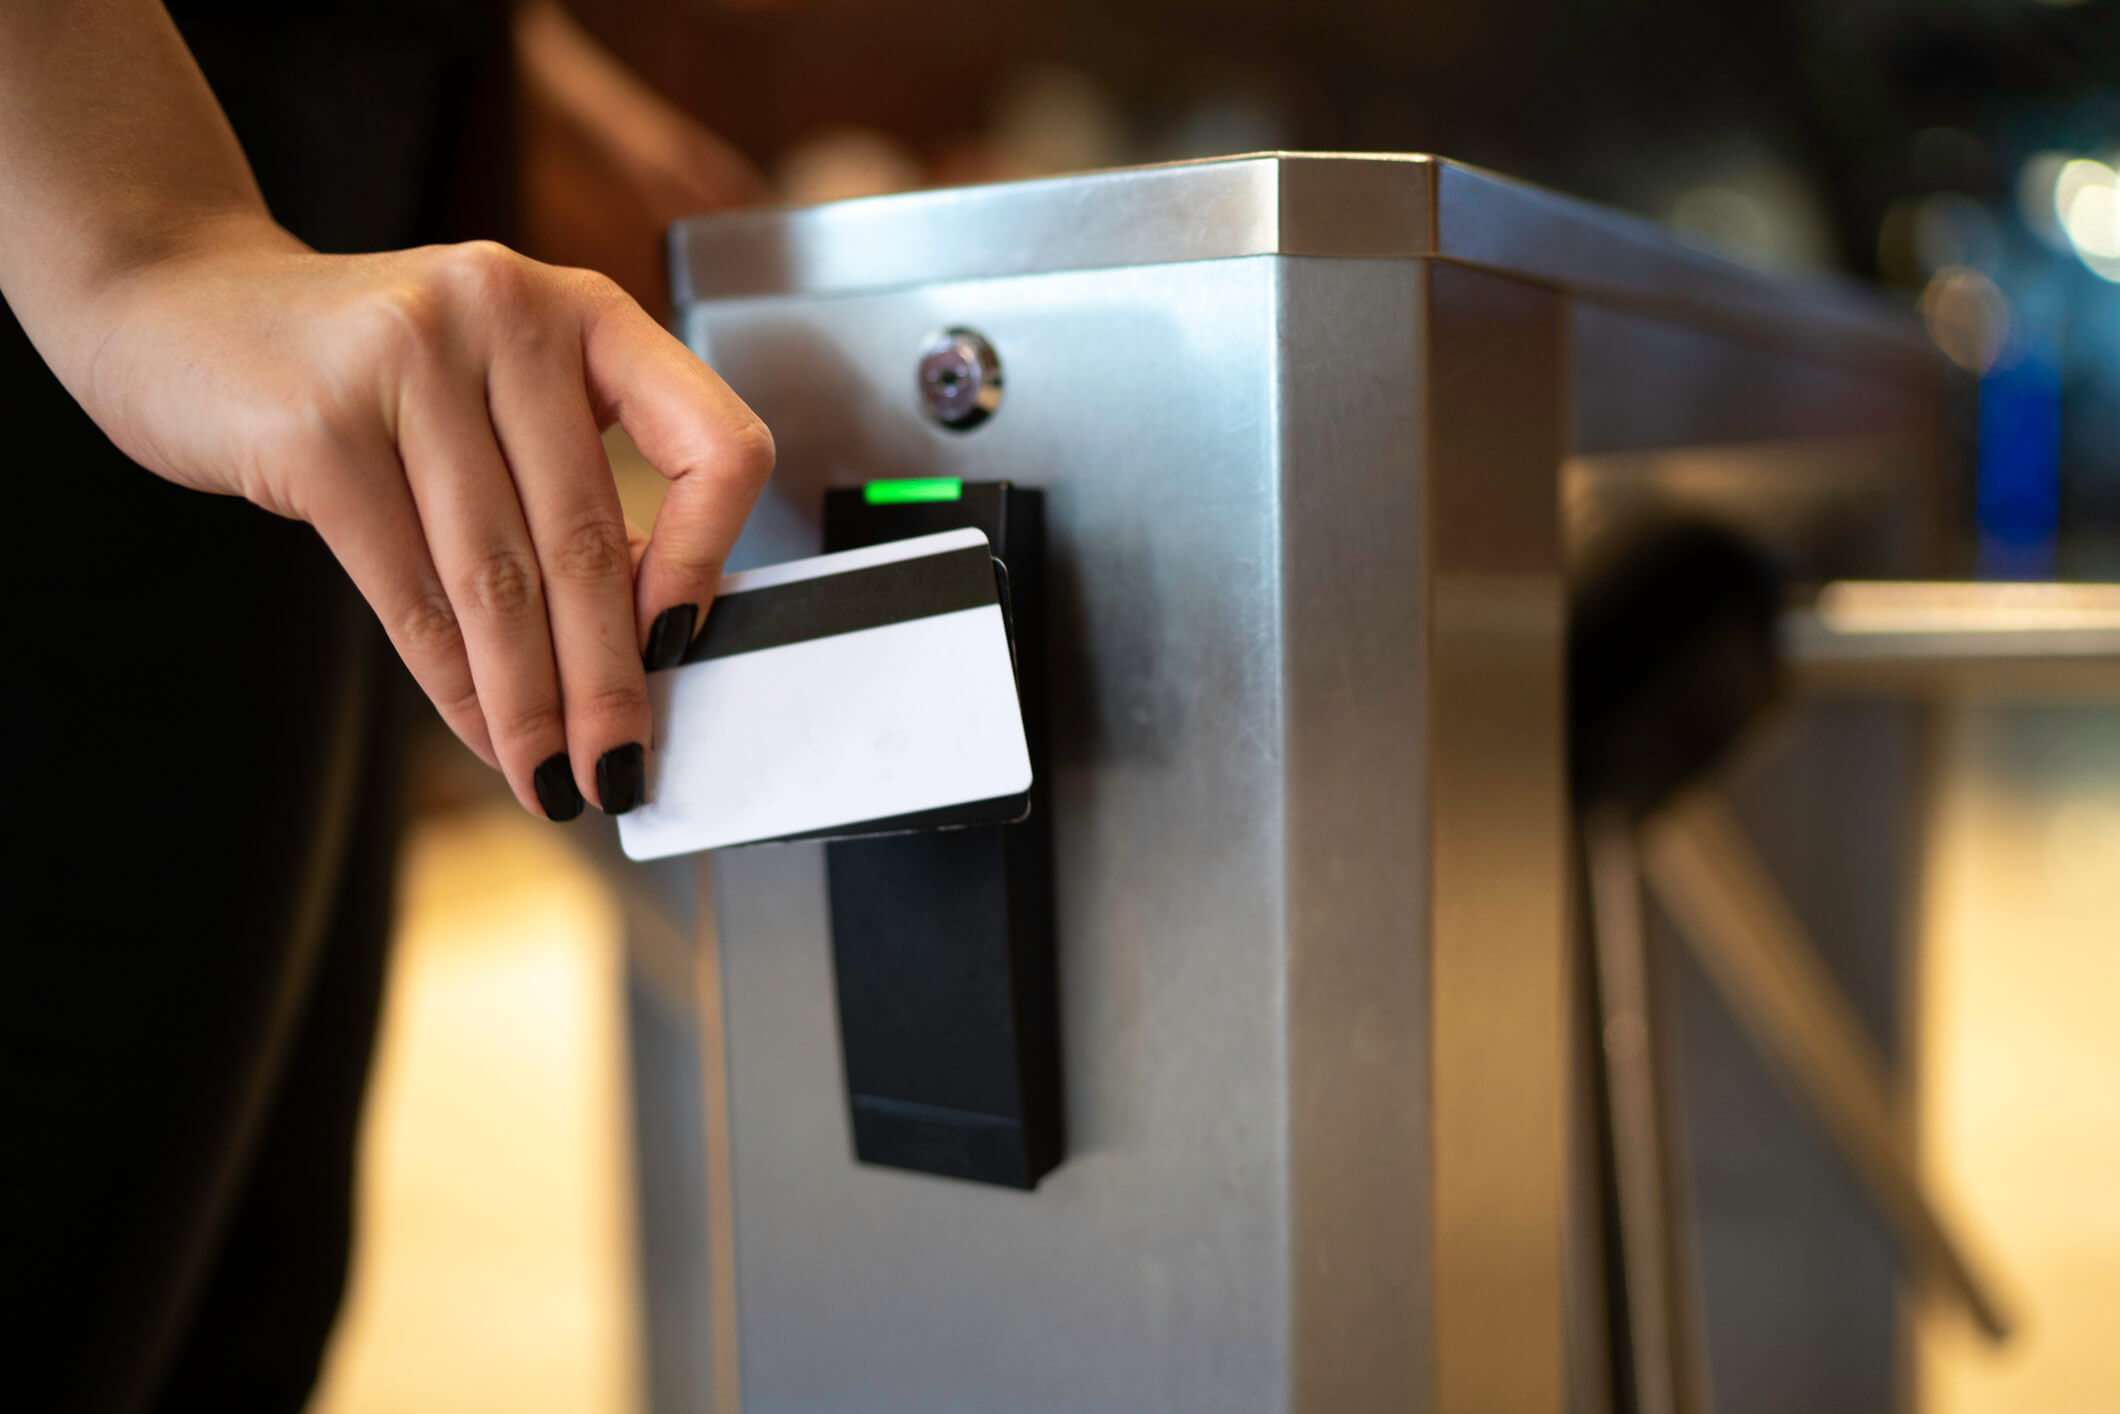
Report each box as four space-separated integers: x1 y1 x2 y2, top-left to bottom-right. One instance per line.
581 290 774 656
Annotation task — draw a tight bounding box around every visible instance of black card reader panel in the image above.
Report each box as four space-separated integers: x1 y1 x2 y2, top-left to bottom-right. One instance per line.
819 482 1062 1189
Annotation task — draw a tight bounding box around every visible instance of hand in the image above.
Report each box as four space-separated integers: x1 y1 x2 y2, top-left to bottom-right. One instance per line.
82 216 774 820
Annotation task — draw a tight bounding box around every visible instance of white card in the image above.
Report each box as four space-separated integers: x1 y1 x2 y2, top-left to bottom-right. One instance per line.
617 528 1033 860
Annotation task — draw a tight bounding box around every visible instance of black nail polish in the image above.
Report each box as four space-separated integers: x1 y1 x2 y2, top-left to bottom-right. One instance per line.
597 742 645 815
533 752 585 822
644 603 699 671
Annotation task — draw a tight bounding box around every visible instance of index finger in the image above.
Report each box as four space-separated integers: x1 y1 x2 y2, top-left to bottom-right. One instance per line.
578 286 774 666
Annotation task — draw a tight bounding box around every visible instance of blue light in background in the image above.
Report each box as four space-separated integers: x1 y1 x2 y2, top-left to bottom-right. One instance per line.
1978 346 2062 577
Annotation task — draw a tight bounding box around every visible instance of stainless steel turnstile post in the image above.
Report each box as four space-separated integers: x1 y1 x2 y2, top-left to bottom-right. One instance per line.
619 154 1952 1414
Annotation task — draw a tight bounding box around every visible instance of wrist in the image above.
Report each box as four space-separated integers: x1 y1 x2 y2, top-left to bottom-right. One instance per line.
87 204 296 304
58 210 306 486
68 207 298 387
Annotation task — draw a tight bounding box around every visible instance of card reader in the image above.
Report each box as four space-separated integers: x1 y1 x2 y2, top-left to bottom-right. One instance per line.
819 479 1063 1190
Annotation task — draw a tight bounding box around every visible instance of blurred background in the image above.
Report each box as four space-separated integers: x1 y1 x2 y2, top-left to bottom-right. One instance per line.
552 0 2120 578
309 1 2120 1411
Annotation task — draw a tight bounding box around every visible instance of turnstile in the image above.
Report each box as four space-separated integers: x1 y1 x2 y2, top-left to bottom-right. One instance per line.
617 154 1954 1413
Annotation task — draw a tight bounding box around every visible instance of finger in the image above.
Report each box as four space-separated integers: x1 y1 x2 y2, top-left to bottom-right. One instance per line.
397 367 580 822
489 337 652 815
301 441 498 770
578 289 774 657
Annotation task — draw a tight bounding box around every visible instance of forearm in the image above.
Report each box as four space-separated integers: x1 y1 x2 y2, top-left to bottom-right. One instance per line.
0 0 289 394
0 1 775 825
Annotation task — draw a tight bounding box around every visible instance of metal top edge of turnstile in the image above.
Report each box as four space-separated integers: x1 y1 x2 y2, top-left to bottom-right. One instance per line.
668 152 1931 373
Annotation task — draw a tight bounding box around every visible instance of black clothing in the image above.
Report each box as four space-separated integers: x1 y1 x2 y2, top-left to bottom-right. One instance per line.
1 5 512 1412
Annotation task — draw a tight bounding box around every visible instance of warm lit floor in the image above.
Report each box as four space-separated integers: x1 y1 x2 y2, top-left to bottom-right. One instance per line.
1918 704 2120 1414
302 702 2120 1413
306 803 643 1414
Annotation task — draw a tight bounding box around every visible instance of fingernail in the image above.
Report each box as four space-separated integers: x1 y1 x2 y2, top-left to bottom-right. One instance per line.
534 752 585 822
644 603 699 671
597 742 645 815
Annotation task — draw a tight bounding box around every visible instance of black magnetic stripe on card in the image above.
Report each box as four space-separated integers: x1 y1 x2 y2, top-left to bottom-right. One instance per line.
678 543 999 665
757 791 1033 846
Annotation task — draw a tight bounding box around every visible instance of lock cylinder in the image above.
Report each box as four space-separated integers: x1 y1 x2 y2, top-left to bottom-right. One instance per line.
917 328 1004 430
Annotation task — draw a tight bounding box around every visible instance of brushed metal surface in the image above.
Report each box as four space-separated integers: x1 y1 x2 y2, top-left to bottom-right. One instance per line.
1783 582 2120 697
686 251 1586 1411
670 153 1925 370
1584 815 1712 1414
1566 300 1946 582
639 157 1955 1414
1643 789 2012 1341
1276 258 1432 1411
1433 162 1928 373
669 155 1429 305
701 257 1298 1413
1422 264 1572 1414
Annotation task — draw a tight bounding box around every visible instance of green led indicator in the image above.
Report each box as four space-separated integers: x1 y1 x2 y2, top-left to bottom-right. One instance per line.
863 477 963 505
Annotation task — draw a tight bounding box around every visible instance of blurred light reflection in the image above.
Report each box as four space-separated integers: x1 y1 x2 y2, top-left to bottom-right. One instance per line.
1920 266 2010 372
1813 581 2120 635
2053 157 2120 281
1915 192 2003 274
2016 151 2074 249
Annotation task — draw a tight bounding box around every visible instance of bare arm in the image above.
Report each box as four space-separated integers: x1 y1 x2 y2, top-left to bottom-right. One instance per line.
0 0 774 821
0 0 281 386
